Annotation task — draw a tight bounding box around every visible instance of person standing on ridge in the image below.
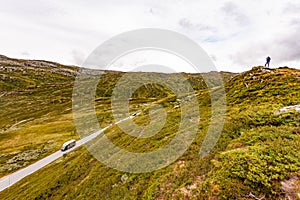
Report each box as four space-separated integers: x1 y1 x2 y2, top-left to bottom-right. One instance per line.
265 56 271 67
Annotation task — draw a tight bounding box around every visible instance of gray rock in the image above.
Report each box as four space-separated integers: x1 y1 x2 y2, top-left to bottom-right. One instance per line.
275 105 300 114
6 150 43 164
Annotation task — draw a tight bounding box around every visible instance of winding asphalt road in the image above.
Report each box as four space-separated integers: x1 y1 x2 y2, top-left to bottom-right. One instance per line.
0 116 134 192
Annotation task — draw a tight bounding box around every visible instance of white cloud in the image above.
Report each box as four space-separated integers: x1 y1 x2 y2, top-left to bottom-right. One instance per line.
0 0 299 72
109 50 199 73
71 50 86 65
221 1 250 27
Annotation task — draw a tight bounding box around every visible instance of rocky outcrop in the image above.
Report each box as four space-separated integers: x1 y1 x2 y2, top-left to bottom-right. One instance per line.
275 105 300 114
0 55 80 77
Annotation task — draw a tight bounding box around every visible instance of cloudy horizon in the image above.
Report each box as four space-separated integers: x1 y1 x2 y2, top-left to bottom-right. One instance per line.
0 0 300 73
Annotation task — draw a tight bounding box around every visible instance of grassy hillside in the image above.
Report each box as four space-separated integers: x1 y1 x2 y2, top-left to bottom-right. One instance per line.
0 55 299 199
0 55 78 176
202 67 300 199
0 55 235 177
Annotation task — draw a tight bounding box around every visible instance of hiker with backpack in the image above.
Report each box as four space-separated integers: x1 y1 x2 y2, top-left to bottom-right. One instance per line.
265 56 271 67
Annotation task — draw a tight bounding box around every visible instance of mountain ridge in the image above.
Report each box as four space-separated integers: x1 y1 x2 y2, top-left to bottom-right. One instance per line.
0 55 299 199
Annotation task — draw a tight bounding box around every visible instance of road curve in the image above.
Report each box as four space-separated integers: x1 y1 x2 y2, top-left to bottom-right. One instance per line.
0 116 134 192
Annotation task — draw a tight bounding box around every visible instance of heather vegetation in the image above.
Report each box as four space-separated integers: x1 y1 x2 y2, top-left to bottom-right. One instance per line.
0 55 299 199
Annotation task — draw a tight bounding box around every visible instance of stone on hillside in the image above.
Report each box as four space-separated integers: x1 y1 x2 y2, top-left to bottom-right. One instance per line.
6 150 43 164
275 105 300 114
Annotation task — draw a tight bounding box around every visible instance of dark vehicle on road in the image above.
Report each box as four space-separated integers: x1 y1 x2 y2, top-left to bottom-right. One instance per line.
61 139 76 151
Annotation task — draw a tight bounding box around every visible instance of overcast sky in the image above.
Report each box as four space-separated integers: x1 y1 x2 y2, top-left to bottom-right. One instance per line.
0 0 300 72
